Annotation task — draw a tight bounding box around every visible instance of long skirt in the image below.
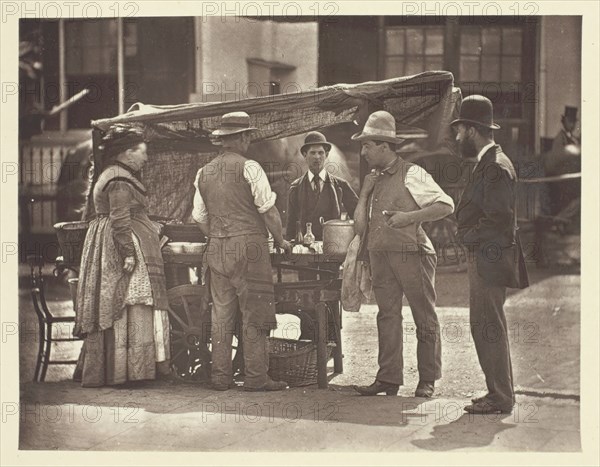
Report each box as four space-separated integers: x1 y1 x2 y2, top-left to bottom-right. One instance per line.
78 233 170 387
80 305 169 387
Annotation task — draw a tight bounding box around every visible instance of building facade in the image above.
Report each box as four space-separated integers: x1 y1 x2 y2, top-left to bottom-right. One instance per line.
19 15 581 238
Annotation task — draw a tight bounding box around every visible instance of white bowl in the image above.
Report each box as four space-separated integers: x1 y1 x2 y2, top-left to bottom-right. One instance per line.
183 242 206 254
168 242 187 254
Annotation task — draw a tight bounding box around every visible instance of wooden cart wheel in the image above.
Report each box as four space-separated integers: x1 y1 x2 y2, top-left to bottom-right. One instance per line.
167 284 243 383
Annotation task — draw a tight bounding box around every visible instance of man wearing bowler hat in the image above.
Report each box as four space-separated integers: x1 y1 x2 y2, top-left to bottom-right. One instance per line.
286 131 358 242
352 111 454 398
452 95 529 414
192 111 291 392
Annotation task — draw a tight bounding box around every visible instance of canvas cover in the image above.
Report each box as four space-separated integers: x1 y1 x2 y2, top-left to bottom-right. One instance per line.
90 71 461 221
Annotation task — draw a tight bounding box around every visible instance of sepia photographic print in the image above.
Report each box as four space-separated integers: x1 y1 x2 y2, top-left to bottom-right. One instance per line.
2 1 599 465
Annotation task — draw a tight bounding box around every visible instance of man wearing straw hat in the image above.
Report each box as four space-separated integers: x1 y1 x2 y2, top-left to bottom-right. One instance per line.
352 110 454 398
192 111 291 392
452 95 529 414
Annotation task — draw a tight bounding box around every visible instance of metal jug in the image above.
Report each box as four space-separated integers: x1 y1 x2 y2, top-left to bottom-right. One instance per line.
321 215 355 256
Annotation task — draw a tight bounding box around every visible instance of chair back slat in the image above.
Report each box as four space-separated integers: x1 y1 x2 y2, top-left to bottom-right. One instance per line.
26 255 82 382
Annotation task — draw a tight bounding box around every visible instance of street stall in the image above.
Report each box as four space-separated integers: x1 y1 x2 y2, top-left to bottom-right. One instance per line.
52 71 460 388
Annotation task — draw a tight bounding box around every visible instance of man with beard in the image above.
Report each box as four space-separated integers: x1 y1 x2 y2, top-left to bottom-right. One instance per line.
452 95 529 414
352 111 454 398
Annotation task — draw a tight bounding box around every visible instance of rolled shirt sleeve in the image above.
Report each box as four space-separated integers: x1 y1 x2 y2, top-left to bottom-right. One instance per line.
243 159 277 213
404 164 455 212
192 169 209 223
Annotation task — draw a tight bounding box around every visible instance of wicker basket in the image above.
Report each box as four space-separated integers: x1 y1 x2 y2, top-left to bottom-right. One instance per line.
54 221 89 266
267 337 334 387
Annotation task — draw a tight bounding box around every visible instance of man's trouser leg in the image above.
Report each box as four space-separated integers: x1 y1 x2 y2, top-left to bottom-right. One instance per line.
237 318 269 389
227 235 272 389
207 239 239 388
468 263 514 409
370 250 405 386
390 251 442 382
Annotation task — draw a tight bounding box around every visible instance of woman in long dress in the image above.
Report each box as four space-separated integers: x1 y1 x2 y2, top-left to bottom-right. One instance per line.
74 126 171 387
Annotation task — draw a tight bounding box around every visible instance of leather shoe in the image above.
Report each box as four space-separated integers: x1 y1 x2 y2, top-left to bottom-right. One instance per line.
471 394 489 404
211 381 236 391
353 380 399 396
415 380 435 398
244 378 288 392
464 400 513 414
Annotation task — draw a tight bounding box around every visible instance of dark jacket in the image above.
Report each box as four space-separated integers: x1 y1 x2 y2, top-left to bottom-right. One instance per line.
286 172 358 240
456 145 529 289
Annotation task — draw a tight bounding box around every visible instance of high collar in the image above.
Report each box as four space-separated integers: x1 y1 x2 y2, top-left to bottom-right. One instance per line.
475 142 496 163
307 168 328 183
472 142 496 172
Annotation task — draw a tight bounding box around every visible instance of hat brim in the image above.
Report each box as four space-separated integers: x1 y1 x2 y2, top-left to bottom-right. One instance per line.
301 142 332 153
450 118 501 130
211 127 257 136
351 130 428 144
350 132 399 144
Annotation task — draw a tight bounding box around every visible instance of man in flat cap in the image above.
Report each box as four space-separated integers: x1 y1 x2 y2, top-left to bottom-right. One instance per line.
286 131 358 242
193 111 291 392
352 111 454 398
452 95 529 414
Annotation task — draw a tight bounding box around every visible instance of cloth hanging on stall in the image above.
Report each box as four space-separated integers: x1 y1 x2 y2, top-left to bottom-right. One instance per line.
341 235 373 312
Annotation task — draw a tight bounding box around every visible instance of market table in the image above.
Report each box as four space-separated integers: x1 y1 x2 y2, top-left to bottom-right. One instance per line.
161 246 345 388
271 249 345 387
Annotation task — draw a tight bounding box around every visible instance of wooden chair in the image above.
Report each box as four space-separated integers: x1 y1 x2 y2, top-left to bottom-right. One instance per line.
27 255 82 382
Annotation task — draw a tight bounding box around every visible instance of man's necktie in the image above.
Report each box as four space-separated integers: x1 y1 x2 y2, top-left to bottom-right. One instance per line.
313 177 321 193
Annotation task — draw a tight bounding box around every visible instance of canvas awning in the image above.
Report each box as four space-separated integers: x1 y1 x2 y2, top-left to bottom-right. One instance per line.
92 71 460 145
88 71 461 222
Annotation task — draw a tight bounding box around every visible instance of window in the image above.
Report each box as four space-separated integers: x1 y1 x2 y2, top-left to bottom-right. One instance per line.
38 18 193 130
458 25 526 119
459 26 522 83
65 20 118 75
64 19 119 129
384 27 444 78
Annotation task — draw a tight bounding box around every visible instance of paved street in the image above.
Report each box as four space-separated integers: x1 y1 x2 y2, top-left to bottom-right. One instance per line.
15 264 582 452
18 381 579 452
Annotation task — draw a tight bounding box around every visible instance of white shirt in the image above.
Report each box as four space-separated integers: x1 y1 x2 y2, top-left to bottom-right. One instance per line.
307 168 328 192
192 159 276 224
403 164 455 210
